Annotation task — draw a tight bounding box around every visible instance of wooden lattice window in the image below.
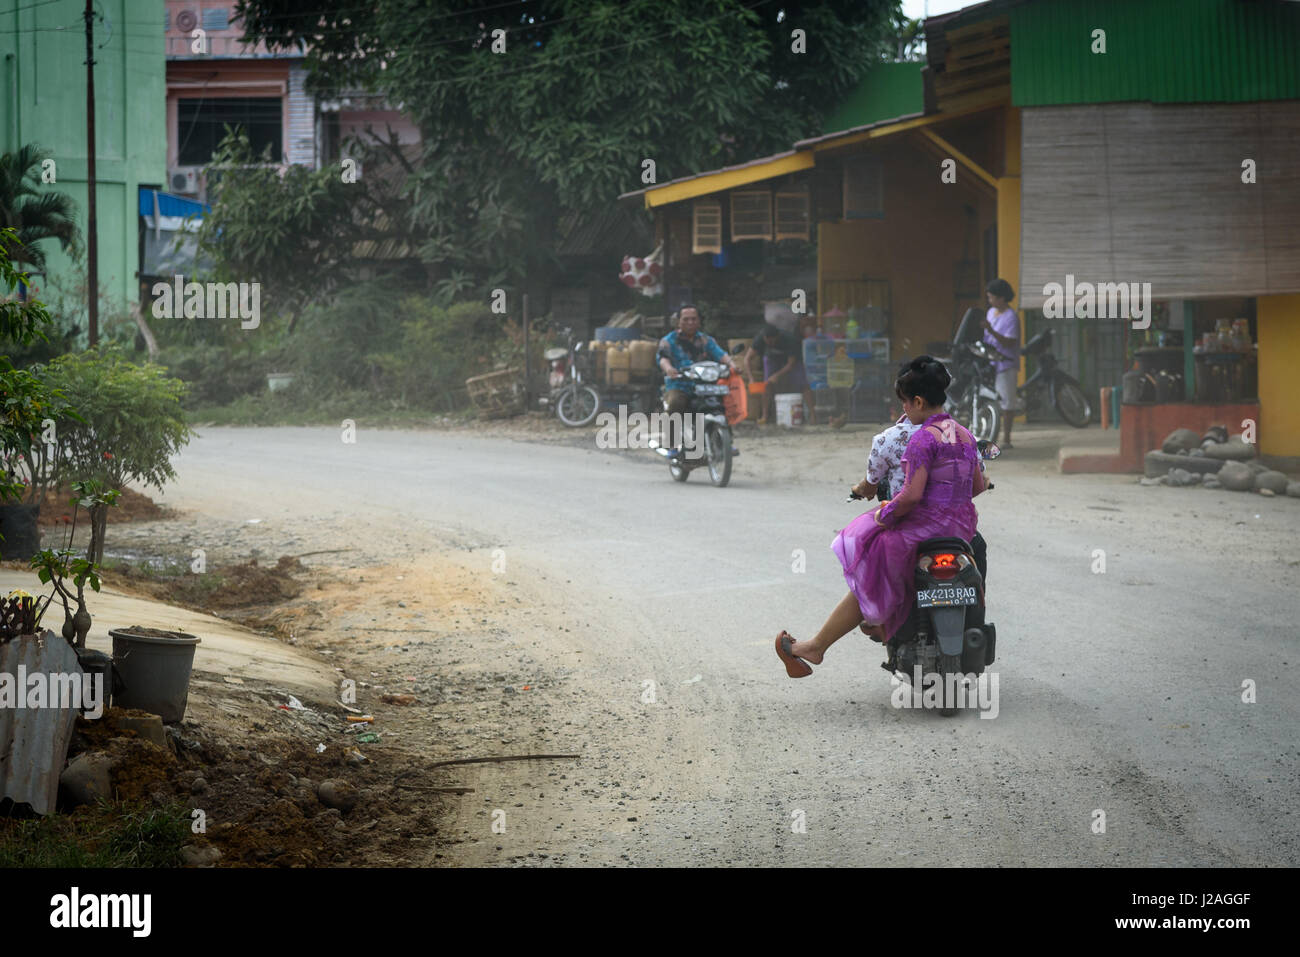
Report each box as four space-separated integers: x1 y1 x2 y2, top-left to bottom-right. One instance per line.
843 156 883 219
774 189 810 240
692 199 723 254
729 189 773 241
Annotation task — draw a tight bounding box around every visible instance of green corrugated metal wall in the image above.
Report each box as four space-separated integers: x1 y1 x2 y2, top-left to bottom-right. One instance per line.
822 62 924 134
1010 0 1300 105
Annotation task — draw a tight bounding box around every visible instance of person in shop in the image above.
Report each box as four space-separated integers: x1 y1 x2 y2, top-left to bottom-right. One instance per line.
774 357 987 678
981 278 1021 449
749 322 816 425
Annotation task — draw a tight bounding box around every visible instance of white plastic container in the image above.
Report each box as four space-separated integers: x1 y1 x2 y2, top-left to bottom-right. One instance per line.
775 393 803 427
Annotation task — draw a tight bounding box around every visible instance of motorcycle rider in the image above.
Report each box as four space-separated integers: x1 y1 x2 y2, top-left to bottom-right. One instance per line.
850 411 989 592
656 304 739 450
775 357 988 678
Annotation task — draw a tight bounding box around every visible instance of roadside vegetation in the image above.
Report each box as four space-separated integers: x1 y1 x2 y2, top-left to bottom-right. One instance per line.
0 802 191 868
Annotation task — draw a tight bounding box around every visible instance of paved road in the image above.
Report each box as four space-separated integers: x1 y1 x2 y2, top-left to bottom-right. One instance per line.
164 424 1300 866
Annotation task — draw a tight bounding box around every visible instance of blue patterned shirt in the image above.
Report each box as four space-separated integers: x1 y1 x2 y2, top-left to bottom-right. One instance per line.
657 330 727 392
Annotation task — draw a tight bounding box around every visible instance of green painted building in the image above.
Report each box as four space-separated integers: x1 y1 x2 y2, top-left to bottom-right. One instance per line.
1 0 166 322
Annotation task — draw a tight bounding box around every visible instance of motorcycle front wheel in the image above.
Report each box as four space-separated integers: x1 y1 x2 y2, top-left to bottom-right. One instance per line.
1052 374 1091 428
705 423 732 488
556 384 601 427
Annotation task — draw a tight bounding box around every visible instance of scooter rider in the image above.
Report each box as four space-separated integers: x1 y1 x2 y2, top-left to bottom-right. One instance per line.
658 305 739 407
850 411 989 592
656 304 739 449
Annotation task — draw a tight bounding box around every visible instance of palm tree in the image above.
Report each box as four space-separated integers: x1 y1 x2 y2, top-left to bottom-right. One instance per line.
0 144 81 281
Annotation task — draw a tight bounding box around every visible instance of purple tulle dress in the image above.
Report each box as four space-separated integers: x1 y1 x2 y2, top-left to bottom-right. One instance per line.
832 412 981 640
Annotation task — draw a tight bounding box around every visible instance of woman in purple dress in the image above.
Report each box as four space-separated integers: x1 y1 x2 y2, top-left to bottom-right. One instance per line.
775 357 988 677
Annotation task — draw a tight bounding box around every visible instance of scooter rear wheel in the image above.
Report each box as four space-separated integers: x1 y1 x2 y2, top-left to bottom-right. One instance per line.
939 653 964 716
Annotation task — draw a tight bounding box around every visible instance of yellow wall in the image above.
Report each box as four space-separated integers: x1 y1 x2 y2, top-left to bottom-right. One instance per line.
997 106 1024 418
1257 294 1300 457
817 138 996 354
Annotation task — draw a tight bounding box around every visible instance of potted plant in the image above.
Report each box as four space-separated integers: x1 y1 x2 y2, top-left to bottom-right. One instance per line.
30 480 119 649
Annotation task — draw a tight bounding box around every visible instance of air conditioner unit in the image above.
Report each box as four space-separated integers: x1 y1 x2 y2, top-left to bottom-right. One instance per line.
169 166 200 194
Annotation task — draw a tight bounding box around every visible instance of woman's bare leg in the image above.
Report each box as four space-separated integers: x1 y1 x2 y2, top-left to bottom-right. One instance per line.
790 591 863 664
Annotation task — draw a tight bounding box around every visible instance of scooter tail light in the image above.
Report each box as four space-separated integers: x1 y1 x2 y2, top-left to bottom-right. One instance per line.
920 551 970 581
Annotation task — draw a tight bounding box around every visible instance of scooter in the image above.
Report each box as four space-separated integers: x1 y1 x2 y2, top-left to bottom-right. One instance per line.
849 439 1000 716
649 360 737 487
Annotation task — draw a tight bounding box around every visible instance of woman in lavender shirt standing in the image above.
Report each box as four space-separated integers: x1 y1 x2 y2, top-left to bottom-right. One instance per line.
982 278 1021 449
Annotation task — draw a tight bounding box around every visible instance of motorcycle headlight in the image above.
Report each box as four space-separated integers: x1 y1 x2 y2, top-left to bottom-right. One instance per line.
695 365 720 383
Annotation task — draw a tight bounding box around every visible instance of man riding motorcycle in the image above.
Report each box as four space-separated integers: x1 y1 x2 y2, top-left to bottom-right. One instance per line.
656 304 740 450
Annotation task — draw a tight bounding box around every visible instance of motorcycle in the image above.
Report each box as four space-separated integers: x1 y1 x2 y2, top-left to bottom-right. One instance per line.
944 308 1002 443
1018 327 1092 428
850 439 1001 716
649 360 737 487
538 326 601 427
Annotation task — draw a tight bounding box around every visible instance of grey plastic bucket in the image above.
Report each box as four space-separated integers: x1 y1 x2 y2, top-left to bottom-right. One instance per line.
109 628 201 724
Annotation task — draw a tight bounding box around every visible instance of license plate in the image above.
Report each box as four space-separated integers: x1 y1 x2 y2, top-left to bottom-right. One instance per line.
916 585 978 609
693 384 729 395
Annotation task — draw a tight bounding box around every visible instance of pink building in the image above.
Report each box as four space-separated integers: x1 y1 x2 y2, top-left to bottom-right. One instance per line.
163 1 420 199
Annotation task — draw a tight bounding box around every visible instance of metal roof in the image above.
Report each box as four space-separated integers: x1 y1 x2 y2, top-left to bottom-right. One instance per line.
617 149 808 202
793 111 927 149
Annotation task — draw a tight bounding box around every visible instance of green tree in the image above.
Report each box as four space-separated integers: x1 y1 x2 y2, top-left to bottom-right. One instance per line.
231 0 900 293
0 145 80 276
0 228 73 504
193 130 370 329
37 350 193 564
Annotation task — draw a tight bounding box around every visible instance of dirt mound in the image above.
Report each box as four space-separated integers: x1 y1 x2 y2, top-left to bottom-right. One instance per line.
107 555 306 613
36 485 172 526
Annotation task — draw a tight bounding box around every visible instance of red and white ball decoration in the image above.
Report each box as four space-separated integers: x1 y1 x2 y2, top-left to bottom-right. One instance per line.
619 244 663 297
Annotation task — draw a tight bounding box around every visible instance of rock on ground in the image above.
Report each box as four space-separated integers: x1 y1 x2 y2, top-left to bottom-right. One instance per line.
114 713 168 749
1217 460 1255 492
59 752 113 807
317 779 358 813
1202 437 1256 461
180 845 222 867
1162 428 1201 453
1254 470 1289 494
1145 450 1222 478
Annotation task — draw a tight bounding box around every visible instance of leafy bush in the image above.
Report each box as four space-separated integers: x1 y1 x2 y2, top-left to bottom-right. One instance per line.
158 344 277 409
291 285 506 410
36 350 193 562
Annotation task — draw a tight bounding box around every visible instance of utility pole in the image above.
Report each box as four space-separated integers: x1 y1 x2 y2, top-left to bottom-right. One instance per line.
84 0 98 346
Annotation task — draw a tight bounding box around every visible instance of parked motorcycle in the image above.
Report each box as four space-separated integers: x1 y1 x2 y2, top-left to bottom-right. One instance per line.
1018 327 1091 428
850 439 1000 716
944 308 1002 443
650 360 736 487
538 326 601 427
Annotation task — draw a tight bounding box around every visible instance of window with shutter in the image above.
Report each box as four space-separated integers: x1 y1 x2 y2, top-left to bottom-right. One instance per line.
843 157 883 219
692 200 722 254
729 189 772 241
774 189 810 241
